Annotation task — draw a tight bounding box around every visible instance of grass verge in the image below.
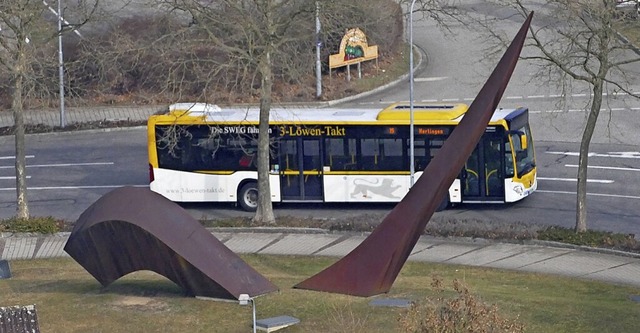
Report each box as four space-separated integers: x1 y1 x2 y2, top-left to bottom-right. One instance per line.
3 214 640 254
1 256 640 332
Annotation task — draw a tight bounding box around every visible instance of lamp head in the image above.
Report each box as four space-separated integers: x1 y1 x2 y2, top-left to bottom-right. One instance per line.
238 293 251 305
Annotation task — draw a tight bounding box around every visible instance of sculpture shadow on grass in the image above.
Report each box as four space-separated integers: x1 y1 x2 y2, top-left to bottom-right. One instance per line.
294 12 534 297
63 186 278 300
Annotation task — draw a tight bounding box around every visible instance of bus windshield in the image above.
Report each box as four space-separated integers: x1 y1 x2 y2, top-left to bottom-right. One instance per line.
509 125 535 178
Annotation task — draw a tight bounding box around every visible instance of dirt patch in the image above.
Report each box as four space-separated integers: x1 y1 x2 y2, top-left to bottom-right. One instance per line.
111 296 170 313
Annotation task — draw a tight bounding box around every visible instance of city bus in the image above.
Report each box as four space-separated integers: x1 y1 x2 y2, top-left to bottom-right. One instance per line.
147 102 537 211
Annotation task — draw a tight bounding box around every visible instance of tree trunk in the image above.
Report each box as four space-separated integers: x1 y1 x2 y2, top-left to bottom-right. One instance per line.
12 48 29 220
575 78 603 232
253 49 276 225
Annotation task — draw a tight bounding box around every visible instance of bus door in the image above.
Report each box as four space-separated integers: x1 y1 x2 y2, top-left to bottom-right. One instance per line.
461 132 504 202
279 138 323 201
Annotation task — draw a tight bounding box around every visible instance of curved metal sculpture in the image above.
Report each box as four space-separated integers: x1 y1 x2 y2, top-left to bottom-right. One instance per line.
64 186 278 299
294 12 534 297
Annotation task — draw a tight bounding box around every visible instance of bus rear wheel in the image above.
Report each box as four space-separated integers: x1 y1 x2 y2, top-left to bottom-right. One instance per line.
238 183 258 212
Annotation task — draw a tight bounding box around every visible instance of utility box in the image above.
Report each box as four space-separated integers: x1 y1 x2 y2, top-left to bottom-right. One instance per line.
0 260 10 279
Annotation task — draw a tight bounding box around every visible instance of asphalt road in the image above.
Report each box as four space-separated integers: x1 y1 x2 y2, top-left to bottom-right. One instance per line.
0 127 638 236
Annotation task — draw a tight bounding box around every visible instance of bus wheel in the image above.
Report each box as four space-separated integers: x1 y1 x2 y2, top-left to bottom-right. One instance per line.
238 183 259 212
435 196 450 212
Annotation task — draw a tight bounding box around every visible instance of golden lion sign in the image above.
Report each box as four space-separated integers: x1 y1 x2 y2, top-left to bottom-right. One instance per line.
329 28 378 70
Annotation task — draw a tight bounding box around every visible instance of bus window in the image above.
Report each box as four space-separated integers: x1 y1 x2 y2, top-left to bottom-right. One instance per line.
509 125 536 177
484 138 503 196
324 138 356 171
280 140 298 171
429 138 445 160
504 141 514 178
411 138 427 171
303 140 321 170
360 138 379 169
379 138 403 170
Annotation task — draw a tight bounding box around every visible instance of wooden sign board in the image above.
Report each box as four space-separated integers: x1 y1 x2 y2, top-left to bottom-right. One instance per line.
329 28 378 70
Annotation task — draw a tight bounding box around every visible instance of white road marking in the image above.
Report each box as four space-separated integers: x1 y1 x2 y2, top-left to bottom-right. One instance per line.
414 77 448 82
547 151 640 159
0 176 31 180
0 162 114 169
0 155 35 160
565 164 640 172
537 177 613 184
357 93 637 107
537 189 640 200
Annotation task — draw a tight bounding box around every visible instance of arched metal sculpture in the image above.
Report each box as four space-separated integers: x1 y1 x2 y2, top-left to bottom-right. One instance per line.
64 186 278 299
294 12 534 297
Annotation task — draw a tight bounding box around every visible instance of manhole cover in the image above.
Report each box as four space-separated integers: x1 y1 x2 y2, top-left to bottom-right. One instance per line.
369 298 412 308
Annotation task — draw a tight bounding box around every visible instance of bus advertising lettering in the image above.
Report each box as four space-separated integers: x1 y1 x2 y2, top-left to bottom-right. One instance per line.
210 126 271 134
278 125 346 137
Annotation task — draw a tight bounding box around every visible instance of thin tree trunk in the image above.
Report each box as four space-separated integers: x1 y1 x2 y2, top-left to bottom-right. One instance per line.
12 49 29 219
575 78 603 232
253 49 276 225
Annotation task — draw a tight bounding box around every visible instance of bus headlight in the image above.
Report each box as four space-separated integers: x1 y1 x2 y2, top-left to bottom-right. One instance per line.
513 184 524 195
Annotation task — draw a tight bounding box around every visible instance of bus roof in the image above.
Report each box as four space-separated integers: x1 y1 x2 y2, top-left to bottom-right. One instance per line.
151 102 526 126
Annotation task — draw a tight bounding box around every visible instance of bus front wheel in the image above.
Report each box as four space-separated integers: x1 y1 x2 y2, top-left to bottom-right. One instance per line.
238 183 259 212
435 196 450 212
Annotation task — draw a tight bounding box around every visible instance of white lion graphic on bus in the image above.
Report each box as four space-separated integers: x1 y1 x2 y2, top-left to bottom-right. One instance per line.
350 178 401 199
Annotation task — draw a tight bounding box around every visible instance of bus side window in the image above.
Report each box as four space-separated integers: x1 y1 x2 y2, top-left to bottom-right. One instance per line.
239 153 254 168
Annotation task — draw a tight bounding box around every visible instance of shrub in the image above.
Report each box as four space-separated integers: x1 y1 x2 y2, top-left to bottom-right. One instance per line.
537 226 640 251
398 277 525 333
0 216 63 234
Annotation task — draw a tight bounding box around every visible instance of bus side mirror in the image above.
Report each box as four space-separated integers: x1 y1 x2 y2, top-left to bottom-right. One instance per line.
521 134 528 150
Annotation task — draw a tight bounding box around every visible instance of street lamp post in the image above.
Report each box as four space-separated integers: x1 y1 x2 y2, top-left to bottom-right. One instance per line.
409 0 417 186
239 294 256 333
43 0 84 127
315 1 322 98
57 0 65 127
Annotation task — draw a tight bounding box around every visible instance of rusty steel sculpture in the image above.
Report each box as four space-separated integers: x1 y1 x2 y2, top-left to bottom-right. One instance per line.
294 12 534 297
64 186 278 300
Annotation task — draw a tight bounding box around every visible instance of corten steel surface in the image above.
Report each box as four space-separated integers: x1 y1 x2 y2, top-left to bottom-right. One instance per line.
294 13 534 297
64 186 278 299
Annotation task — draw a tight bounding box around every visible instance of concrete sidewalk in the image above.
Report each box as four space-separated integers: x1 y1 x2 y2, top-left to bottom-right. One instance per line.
2 230 640 288
0 105 161 128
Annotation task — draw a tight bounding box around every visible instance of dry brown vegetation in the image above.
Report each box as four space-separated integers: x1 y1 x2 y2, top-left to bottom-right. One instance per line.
0 0 405 109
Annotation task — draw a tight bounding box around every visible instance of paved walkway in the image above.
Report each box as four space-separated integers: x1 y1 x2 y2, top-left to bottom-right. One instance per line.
0 105 161 128
2 230 640 288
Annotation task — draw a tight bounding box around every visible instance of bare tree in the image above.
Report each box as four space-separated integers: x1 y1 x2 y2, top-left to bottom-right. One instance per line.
0 0 97 219
478 0 640 232
139 0 404 224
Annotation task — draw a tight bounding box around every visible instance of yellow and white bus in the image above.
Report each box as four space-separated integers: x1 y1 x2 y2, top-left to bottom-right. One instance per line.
147 102 537 211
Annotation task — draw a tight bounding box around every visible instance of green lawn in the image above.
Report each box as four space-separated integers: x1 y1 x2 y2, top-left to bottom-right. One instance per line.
2 255 640 332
